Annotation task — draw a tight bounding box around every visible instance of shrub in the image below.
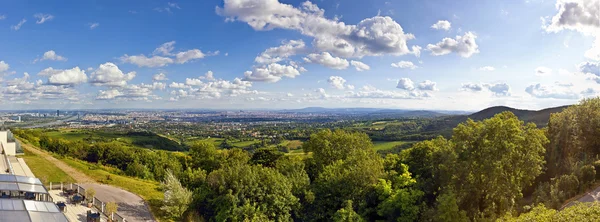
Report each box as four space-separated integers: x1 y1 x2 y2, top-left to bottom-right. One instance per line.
577 165 596 190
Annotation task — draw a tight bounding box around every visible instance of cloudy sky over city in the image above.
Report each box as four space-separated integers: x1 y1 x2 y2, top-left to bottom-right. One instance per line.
0 0 598 110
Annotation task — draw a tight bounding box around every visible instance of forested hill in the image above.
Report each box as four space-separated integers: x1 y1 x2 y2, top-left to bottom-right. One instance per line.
415 105 571 139
466 105 570 126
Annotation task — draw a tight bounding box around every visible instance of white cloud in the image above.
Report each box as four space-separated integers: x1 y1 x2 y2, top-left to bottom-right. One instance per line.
185 78 203 86
431 20 451 30
169 82 189 89
96 89 123 100
175 49 205 64
479 66 495 71
391 61 418 69
120 54 174 67
347 85 431 99
217 0 418 58
304 52 349 69
153 73 168 81
525 83 580 99
89 23 99 30
40 50 67 62
200 71 216 80
328 76 348 89
243 63 301 82
0 15 6 20
461 82 511 96
46 67 88 85
417 80 438 91
0 61 9 73
90 62 136 87
153 41 176 56
11 19 26 30
255 39 305 64
544 0 600 60
396 78 415 91
34 14 54 24
411 46 422 58
427 32 480 58
350 60 370 71
155 2 181 13
535 66 552 76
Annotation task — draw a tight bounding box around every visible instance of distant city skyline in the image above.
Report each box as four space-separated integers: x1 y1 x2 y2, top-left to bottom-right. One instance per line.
0 0 598 111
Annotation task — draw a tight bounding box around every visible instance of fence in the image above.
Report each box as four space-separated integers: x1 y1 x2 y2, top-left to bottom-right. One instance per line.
48 182 128 222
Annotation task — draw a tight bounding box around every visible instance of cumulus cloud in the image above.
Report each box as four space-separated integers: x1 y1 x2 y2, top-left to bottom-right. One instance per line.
350 60 370 71
46 67 88 85
34 14 54 24
175 49 206 64
201 71 216 80
391 61 418 69
535 66 552 76
217 0 418 58
461 82 511 96
90 62 136 87
255 40 305 64
304 52 349 69
122 41 214 67
11 19 26 30
243 63 301 82
525 83 580 99
347 85 431 99
154 41 176 56
328 76 349 89
120 54 174 68
427 32 480 57
38 50 67 62
543 0 600 60
479 66 495 71
153 73 168 81
0 61 9 73
578 61 600 83
431 20 451 30
417 80 438 91
396 78 415 91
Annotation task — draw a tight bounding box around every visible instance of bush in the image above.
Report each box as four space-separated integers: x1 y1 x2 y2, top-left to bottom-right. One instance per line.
577 165 596 190
593 160 600 180
555 174 579 198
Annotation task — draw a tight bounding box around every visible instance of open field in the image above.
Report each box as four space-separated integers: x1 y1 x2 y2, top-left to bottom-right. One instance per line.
21 149 75 184
373 141 408 151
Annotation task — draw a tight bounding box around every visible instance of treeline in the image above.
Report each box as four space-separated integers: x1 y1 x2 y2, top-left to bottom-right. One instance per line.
13 129 186 181
14 97 600 221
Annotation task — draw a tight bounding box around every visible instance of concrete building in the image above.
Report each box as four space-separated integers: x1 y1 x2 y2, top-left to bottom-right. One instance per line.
0 130 21 156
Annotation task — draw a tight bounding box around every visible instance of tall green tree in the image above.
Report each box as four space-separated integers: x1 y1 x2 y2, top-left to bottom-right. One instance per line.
161 170 193 220
448 112 548 219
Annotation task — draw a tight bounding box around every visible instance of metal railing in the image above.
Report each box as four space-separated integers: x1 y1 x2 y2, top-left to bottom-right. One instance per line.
48 182 128 222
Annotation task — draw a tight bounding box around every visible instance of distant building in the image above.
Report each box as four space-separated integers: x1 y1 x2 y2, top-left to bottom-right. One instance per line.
56 110 59 117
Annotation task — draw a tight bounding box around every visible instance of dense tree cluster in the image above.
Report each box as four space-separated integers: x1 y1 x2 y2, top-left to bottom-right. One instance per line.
13 97 600 221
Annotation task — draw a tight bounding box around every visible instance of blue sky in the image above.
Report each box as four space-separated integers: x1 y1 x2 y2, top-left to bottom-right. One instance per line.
0 0 598 110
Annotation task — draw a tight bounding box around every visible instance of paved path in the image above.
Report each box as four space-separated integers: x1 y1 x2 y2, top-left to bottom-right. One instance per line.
80 184 155 222
21 142 156 222
564 186 600 209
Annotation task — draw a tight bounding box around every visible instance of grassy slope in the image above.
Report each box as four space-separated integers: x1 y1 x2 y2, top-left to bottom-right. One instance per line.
59 157 167 221
21 149 75 184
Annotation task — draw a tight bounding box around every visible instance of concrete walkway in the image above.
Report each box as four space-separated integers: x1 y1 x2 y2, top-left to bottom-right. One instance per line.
49 190 108 222
8 156 35 177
